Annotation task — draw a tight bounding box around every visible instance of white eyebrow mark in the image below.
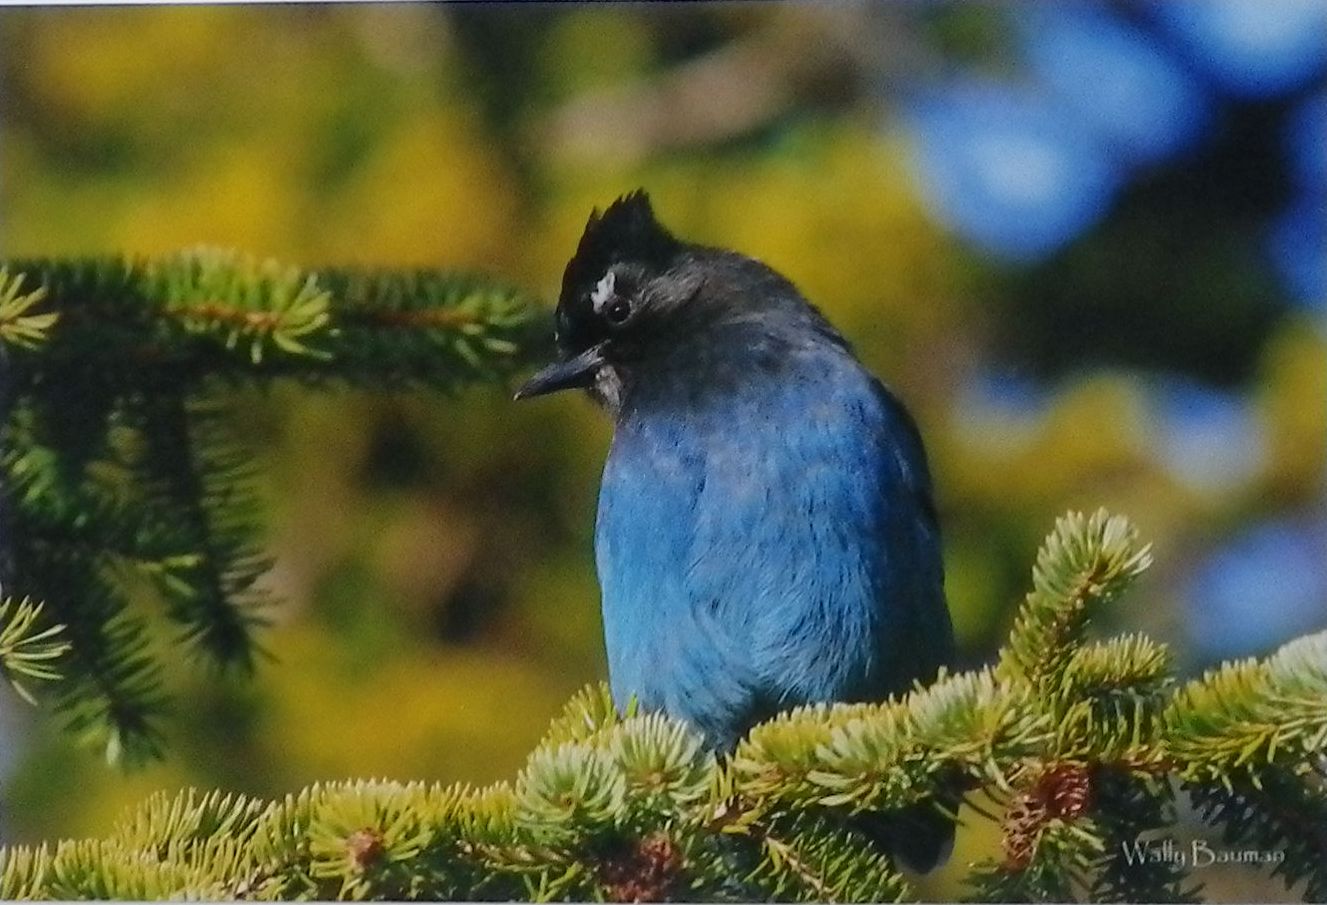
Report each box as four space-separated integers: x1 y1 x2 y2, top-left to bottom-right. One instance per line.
590 271 616 313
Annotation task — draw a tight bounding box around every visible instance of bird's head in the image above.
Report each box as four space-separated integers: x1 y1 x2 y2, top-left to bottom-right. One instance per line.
516 190 834 410
514 191 719 407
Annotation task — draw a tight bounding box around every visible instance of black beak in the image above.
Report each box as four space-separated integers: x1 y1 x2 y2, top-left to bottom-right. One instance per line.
513 344 607 400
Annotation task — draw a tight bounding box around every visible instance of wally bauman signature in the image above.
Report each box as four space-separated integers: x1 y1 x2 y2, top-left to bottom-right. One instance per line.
1121 837 1286 868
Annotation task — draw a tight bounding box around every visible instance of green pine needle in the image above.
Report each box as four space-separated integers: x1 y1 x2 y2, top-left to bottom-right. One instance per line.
0 595 69 705
1000 509 1153 692
1167 629 1327 785
150 247 336 364
0 268 59 350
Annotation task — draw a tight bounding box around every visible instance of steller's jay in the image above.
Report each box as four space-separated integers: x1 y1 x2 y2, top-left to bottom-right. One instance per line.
516 192 956 872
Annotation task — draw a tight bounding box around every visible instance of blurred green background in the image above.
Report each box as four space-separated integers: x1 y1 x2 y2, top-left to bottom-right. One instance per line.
1 3 1323 900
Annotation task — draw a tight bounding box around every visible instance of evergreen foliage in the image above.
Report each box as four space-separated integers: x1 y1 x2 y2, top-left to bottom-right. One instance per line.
0 595 69 705
0 250 539 765
2 511 1323 902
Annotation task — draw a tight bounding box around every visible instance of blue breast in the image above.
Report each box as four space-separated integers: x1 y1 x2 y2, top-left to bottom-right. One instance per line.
594 336 951 750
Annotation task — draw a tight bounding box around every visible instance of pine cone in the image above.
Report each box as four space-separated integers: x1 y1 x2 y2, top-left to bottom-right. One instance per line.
1002 762 1096 871
599 832 682 902
1002 789 1050 871
1040 762 1094 820
346 828 385 872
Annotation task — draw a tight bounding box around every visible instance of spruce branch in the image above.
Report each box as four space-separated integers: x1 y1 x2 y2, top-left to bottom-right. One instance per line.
1050 634 1174 767
732 668 1047 817
318 268 537 388
609 712 715 815
540 682 632 747
0 268 59 350
999 510 1153 693
1168 630 1327 899
517 742 629 839
147 247 335 364
1188 769 1327 901
1165 629 1327 786
0 844 52 900
1063 634 1173 703
14 838 223 902
2 254 539 389
131 394 269 669
1 511 1323 901
110 787 268 861
0 594 69 704
0 249 541 761
745 813 912 903
1088 769 1201 904
2 397 172 763
56 603 169 767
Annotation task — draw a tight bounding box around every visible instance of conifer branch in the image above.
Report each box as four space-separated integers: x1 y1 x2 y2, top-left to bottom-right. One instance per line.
0 268 59 351
1188 770 1327 902
998 510 1153 693
0 594 69 704
5 604 1325 902
132 395 269 669
1165 629 1327 786
745 813 912 902
1 252 539 391
0 248 541 761
1088 770 1201 903
56 602 169 767
146 248 335 365
1166 629 1327 898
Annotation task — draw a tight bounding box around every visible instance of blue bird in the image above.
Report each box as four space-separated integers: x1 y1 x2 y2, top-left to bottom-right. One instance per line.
517 192 956 871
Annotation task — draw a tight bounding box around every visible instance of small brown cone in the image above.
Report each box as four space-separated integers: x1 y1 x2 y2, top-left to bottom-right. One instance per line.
600 832 682 902
346 828 386 872
1040 762 1094 820
1002 788 1050 871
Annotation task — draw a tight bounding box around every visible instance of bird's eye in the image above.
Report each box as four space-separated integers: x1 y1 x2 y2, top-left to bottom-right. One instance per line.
605 298 632 325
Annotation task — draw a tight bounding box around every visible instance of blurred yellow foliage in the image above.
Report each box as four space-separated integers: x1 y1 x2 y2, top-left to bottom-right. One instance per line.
1257 322 1327 502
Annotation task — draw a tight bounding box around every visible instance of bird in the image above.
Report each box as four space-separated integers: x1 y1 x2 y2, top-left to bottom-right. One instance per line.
516 191 956 872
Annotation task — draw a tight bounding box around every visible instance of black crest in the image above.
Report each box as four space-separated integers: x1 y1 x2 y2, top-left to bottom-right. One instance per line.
560 191 680 305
